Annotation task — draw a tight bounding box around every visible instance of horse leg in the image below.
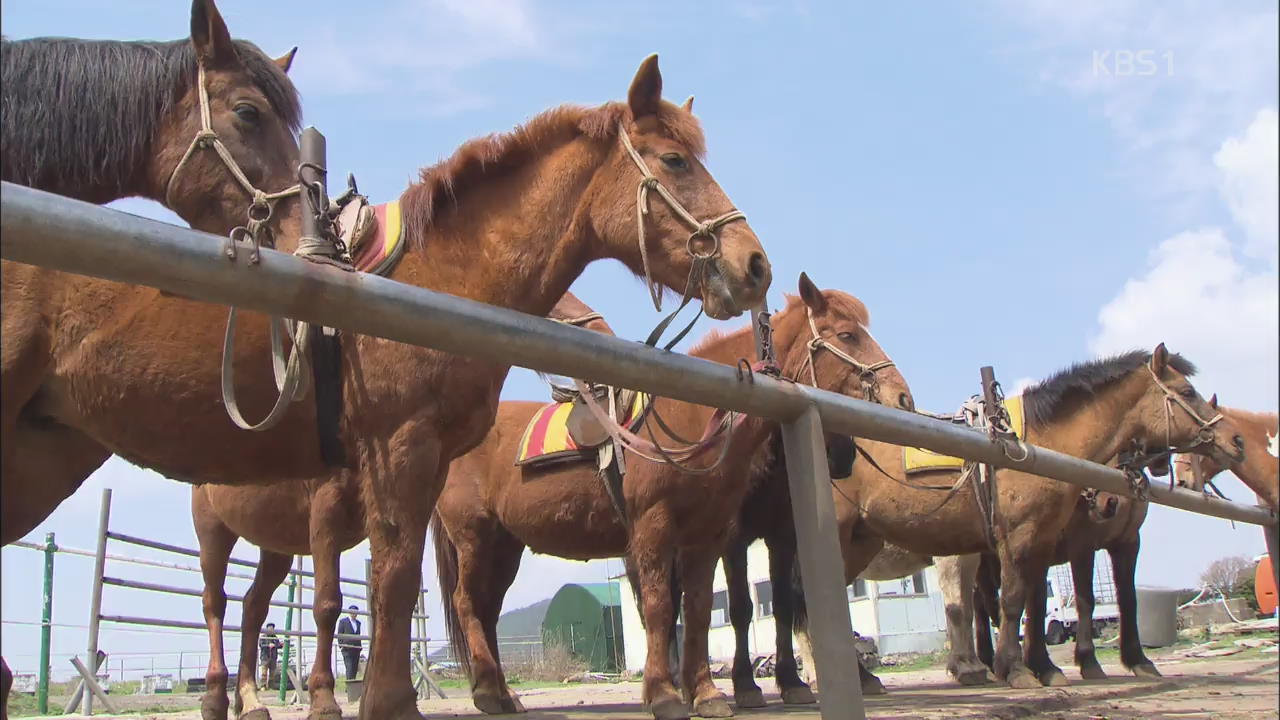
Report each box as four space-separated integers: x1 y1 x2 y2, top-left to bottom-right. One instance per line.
234 550 294 720
938 554 990 686
1021 561 1068 687
477 531 527 713
723 539 763 708
1070 550 1105 680
842 538 888 696
1111 539 1160 678
0 418 108 545
974 553 1000 669
306 489 345 720
677 547 731 718
631 512 685 720
991 533 1044 689
766 535 814 705
193 491 236 720
360 451 444 720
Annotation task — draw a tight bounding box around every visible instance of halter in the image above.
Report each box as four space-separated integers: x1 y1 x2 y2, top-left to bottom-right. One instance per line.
797 307 897 402
617 124 746 312
1116 364 1227 497
165 63 302 248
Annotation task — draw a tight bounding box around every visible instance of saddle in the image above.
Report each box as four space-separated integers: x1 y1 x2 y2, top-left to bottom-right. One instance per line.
326 178 406 276
515 386 648 467
903 395 1026 474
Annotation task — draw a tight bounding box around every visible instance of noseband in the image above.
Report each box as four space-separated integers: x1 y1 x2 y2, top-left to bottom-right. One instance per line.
617 124 746 312
165 63 301 248
797 308 896 402
1145 364 1224 456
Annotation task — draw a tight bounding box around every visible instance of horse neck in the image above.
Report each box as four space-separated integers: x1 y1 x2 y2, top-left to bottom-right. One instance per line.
1024 372 1151 465
390 137 611 321
1224 408 1280 507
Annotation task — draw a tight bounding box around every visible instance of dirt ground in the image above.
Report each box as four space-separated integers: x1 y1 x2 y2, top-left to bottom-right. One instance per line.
29 649 1279 720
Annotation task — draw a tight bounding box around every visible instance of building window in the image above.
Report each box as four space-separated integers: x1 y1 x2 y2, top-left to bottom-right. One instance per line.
848 578 868 600
755 581 774 618
903 571 926 595
711 590 729 627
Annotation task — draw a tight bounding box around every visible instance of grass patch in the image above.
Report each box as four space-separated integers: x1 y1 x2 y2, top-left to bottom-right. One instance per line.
875 650 950 674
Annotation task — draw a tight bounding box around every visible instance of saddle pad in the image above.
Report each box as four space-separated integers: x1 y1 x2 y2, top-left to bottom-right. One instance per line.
516 391 648 467
350 201 405 275
903 395 1026 474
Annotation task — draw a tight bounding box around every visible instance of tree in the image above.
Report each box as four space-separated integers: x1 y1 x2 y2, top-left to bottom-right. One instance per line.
1199 555 1254 597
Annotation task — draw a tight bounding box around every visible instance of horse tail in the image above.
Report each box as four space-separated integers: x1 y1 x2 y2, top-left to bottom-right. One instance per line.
308 324 345 468
790 558 809 635
430 512 472 680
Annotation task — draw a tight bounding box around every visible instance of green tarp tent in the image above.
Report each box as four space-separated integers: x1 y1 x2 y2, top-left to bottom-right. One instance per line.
540 582 626 673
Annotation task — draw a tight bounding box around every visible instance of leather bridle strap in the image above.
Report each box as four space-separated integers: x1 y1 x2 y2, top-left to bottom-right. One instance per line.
617 124 745 312
1145 364 1223 454
797 308 896 402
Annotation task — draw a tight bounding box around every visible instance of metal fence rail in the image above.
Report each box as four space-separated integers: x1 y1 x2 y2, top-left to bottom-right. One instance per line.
4 180 1277 720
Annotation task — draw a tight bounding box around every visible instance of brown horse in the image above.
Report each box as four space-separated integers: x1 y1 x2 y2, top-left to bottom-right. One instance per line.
4 53 771 718
1 1 302 712
188 292 605 720
805 346 1245 689
972 486 1160 685
1 0 305 545
1176 404 1278 510
433 274 910 720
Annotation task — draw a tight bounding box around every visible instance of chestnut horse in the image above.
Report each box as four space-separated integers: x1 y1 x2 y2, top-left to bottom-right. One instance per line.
802 346 1245 689
5 53 771 718
1176 404 1278 510
433 274 911 720
1 1 302 711
187 292 605 720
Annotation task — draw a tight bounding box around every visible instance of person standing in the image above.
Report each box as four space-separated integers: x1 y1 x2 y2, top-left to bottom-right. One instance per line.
259 622 282 688
336 605 363 680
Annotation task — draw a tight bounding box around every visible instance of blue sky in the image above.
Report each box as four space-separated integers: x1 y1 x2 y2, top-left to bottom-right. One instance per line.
3 0 1276 681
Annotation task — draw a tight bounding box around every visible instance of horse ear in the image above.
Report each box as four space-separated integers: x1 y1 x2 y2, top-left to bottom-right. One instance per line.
1150 343 1169 374
798 272 827 314
191 0 237 67
275 47 298 74
628 54 663 120
1209 393 1219 409
682 95 694 113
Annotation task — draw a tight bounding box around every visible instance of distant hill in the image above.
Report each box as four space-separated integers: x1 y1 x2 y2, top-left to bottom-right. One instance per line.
497 597 553 638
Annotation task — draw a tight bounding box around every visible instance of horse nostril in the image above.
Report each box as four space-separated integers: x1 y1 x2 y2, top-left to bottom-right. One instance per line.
898 393 913 411
747 252 768 284
1233 434 1245 450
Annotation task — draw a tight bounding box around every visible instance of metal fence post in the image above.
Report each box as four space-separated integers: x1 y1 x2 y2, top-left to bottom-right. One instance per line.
280 571 297 702
780 404 865 720
37 532 56 714
84 488 112 715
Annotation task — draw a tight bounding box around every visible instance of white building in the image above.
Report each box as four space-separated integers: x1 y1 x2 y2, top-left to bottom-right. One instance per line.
615 540 948 673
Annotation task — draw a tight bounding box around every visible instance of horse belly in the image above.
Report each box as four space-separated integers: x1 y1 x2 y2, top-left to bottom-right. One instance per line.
498 464 629 560
860 492 990 558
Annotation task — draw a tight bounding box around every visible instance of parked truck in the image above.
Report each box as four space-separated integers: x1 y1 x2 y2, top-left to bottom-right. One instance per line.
1043 552 1121 645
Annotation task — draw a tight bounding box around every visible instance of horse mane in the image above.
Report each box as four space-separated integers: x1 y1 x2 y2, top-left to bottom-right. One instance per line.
688 291 872 357
1221 406 1279 427
1021 350 1197 428
0 36 301 194
399 101 706 250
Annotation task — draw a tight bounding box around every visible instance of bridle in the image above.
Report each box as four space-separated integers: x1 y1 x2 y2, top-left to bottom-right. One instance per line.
796 307 897 402
165 62 302 254
1117 364 1227 496
617 124 746 314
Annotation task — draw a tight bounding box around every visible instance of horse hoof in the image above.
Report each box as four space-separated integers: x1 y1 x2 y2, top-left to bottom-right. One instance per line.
694 696 734 718
733 688 765 708
1131 662 1162 679
1006 669 1040 690
307 706 344 720
1079 663 1108 681
861 674 888 696
650 697 692 720
954 669 992 687
474 691 526 715
1038 668 1070 687
240 709 273 720
780 686 816 705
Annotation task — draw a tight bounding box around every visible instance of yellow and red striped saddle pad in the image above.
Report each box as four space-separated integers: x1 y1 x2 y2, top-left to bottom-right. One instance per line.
350 201 405 275
515 392 649 467
903 395 1026 474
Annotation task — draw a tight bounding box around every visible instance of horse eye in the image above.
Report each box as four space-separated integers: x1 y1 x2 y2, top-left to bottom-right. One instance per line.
660 153 688 170
234 103 261 124
836 331 855 341
1180 387 1197 398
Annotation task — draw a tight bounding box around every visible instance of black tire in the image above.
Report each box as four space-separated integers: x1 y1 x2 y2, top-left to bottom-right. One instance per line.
1046 620 1067 646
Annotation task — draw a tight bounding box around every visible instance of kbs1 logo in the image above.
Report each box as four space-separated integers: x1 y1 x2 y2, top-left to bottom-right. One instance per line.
1092 50 1175 77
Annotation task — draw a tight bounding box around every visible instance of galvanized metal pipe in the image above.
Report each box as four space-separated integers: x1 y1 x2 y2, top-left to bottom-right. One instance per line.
2 182 1275 529
96 615 426 644
83 488 111 715
105 531 367 585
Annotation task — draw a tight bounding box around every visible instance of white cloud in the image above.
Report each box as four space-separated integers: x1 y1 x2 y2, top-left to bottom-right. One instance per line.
1090 111 1279 407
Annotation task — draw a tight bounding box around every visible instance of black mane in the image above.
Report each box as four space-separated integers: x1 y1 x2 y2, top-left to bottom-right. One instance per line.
1022 350 1197 428
1 36 301 198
